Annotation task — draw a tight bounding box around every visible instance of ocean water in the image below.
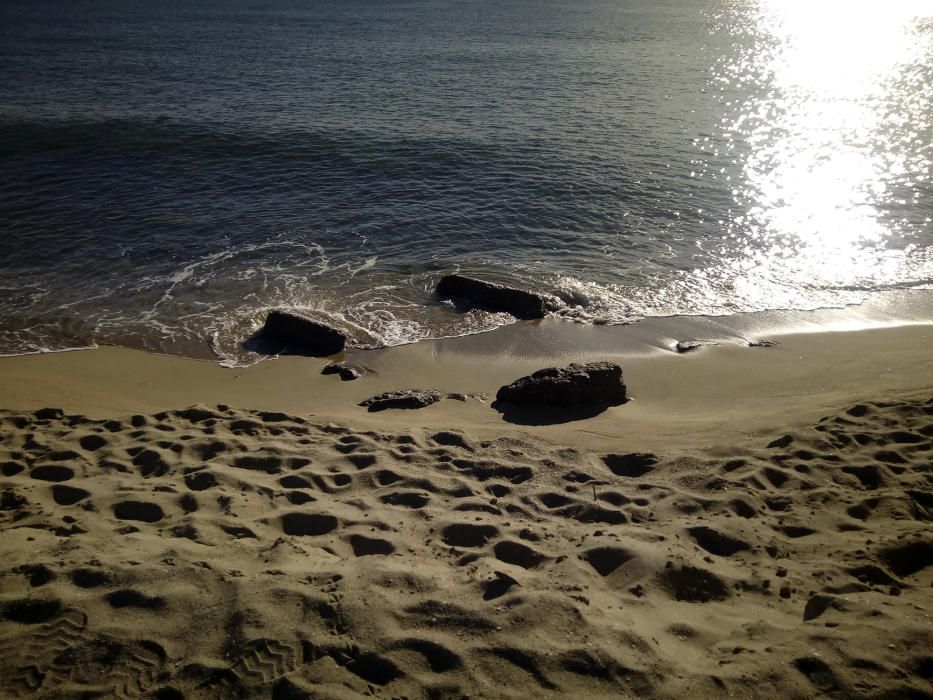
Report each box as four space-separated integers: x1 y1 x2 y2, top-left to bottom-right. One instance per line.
1 0 931 365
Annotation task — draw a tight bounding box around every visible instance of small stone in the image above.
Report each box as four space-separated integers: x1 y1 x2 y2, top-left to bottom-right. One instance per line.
360 390 442 412
322 362 362 381
674 340 717 354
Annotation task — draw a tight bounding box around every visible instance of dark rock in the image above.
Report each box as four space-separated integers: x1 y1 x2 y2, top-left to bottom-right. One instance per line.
259 310 345 356
495 362 626 408
674 340 717 354
436 274 563 320
748 339 778 348
360 390 442 412
322 362 362 381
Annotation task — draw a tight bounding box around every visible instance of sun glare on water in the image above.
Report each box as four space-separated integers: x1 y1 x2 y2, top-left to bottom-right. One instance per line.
725 0 932 293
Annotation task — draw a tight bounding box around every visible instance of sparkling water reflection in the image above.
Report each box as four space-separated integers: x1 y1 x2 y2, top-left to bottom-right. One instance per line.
724 0 932 296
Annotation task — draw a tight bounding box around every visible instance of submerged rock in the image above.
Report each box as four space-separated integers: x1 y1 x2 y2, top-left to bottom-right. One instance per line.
260 310 345 356
495 362 627 408
435 274 563 320
360 390 442 412
321 362 362 381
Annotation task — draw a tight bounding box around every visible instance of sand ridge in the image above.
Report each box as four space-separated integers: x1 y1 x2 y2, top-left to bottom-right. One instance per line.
0 395 931 698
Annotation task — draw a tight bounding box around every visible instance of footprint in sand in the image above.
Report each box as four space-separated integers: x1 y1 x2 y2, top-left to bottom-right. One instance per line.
280 512 338 536
581 547 635 576
441 523 499 548
112 501 164 523
0 607 88 697
494 540 547 569
602 452 658 477
106 589 166 611
29 465 75 482
70 568 111 588
663 565 730 602
687 526 750 557
78 434 107 451
348 534 395 556
51 484 90 506
380 491 430 509
231 455 283 474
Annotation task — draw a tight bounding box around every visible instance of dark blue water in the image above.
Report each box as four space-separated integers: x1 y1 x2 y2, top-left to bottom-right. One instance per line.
2 0 931 364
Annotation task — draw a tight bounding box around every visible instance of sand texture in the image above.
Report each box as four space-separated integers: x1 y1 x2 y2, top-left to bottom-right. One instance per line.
1 394 931 699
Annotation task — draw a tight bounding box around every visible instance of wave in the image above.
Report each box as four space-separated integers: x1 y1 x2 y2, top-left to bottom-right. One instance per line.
2 237 931 368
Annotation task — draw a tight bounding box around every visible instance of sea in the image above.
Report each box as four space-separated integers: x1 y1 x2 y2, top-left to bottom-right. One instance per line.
1 0 931 366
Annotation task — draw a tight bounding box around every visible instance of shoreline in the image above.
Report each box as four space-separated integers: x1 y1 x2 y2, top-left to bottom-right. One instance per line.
0 315 930 453
2 287 932 368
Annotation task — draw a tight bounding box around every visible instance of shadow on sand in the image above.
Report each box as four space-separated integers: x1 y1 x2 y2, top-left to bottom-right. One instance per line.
242 332 342 359
492 400 620 425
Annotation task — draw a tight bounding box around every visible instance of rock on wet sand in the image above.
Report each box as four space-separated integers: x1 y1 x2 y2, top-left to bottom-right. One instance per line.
359 389 442 412
495 361 627 408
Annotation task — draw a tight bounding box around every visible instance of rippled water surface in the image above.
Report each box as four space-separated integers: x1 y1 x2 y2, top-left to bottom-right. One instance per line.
1 0 931 364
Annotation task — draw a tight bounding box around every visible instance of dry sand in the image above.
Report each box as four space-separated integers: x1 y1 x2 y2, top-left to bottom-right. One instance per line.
0 321 931 699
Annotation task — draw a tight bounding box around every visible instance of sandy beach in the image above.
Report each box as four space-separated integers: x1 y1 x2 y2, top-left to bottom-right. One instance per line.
1 317 931 699
4 0 933 696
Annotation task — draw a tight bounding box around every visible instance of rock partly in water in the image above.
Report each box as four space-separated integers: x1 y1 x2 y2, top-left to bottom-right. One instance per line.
495 362 627 408
360 390 442 412
259 310 346 357
321 362 362 381
748 339 779 348
435 274 563 320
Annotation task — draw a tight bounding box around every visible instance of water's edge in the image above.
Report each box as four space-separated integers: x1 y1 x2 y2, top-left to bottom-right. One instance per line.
5 288 929 369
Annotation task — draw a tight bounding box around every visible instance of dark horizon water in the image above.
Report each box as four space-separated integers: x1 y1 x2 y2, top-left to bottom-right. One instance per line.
2 0 931 365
